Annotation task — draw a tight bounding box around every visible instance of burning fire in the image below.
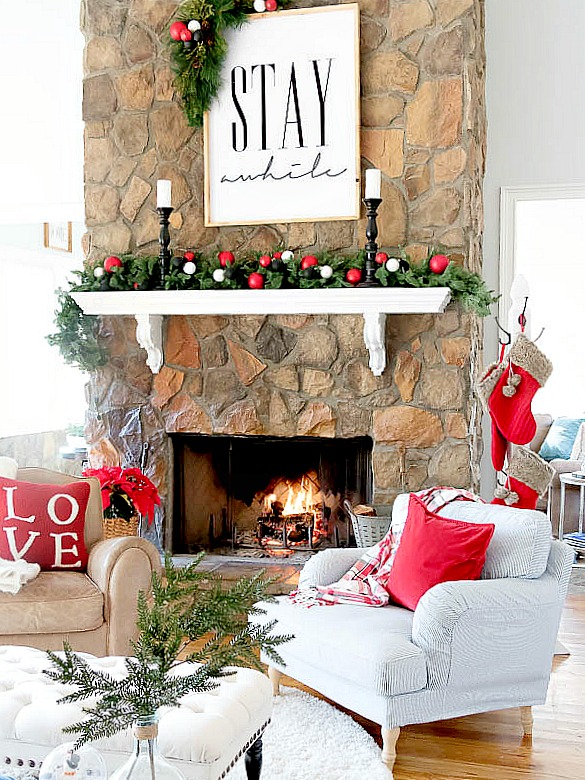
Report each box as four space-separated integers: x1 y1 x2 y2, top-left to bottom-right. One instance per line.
282 475 319 516
258 471 328 553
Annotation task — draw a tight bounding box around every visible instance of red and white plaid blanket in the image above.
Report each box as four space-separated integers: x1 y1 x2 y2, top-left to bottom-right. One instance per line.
288 487 484 607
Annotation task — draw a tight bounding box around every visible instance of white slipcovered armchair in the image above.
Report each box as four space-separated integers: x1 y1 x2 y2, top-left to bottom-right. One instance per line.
255 496 573 774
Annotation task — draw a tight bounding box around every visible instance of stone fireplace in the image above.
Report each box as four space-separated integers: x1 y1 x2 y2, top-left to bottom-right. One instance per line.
171 432 372 554
80 0 487 553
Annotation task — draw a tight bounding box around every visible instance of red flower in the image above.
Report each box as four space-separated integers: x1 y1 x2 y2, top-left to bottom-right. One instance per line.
82 466 161 525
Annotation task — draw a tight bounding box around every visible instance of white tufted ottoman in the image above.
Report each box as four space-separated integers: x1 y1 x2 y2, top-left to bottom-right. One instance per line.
0 646 272 780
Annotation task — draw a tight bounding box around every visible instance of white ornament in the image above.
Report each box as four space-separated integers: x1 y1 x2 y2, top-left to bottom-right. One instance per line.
385 257 400 273
93 266 105 278
183 261 196 275
213 268 225 283
320 264 333 279
253 0 266 11
281 250 294 261
187 19 201 31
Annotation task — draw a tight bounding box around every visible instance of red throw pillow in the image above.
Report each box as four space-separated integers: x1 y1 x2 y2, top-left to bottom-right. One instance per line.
0 476 90 570
381 494 495 611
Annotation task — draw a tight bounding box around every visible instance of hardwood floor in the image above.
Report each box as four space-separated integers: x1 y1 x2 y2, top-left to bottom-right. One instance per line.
278 591 585 779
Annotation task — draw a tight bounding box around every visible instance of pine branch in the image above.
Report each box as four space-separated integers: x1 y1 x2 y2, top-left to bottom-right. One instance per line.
45 555 292 747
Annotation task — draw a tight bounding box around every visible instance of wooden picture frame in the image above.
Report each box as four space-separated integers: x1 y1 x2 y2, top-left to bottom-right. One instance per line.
43 222 73 253
204 4 361 227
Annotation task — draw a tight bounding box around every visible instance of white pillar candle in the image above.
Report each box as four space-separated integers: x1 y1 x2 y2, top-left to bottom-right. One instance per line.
364 169 381 199
157 179 172 208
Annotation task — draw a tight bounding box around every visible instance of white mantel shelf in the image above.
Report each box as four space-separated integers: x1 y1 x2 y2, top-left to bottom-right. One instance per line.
72 287 451 377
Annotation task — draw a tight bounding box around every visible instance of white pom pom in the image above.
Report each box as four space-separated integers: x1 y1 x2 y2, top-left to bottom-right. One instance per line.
253 0 266 11
281 250 294 261
183 261 196 275
187 19 201 31
385 257 400 273
212 268 225 283
93 266 105 278
320 264 333 279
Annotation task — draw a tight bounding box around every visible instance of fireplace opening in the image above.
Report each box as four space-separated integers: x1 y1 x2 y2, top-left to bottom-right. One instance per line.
171 434 373 557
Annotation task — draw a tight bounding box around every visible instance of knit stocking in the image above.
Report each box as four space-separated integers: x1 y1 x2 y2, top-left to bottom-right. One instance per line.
492 447 555 510
488 334 553 446
477 360 509 470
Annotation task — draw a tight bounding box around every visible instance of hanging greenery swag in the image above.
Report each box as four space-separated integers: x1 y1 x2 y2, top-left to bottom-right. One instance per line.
170 0 291 126
47 247 497 373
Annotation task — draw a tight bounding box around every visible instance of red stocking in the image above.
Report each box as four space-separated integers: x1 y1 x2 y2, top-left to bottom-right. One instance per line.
488 334 552 446
492 447 554 510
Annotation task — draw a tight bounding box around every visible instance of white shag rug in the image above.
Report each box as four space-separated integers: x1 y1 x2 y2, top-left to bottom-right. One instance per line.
230 687 391 780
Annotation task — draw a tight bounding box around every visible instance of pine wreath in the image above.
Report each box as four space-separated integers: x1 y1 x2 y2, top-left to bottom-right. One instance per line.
169 0 291 127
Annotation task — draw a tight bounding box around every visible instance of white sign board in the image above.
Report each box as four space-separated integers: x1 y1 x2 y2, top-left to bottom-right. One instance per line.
204 4 360 226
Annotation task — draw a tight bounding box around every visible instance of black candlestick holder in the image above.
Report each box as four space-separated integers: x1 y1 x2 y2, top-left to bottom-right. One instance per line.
157 206 173 288
359 197 383 287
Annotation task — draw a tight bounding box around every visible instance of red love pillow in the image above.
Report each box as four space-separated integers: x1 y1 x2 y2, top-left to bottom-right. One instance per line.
381 494 495 611
0 476 90 570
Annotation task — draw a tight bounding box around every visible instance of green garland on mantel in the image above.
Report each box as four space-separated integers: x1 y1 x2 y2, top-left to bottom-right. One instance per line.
48 247 497 373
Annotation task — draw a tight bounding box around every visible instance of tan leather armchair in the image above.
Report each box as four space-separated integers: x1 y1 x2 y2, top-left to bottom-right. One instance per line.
0 468 162 656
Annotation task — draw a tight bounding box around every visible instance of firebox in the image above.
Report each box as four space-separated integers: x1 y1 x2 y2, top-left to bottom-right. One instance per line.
171 434 372 557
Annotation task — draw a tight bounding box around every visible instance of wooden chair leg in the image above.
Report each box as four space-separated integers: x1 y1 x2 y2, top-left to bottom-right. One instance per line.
381 726 400 772
520 706 533 736
267 666 282 696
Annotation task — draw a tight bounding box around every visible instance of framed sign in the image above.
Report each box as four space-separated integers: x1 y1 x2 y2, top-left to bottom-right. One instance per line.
204 4 360 226
43 222 72 253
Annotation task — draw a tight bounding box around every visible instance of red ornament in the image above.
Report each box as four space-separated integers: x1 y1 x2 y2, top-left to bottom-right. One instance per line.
169 21 187 40
301 255 319 270
248 272 265 289
258 255 272 268
375 252 388 265
218 251 235 267
183 251 195 262
180 27 192 41
265 0 277 9
104 255 122 272
133 283 139 290
272 251 282 259
345 268 362 285
429 254 450 274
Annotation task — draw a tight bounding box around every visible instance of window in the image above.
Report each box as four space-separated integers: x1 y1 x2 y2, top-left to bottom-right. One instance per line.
500 186 585 416
0 226 86 436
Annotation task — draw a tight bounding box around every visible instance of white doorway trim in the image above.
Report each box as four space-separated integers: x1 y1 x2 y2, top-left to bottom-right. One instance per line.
499 183 585 325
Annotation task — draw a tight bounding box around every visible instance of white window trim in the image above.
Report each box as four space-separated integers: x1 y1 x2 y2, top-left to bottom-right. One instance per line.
499 183 585 325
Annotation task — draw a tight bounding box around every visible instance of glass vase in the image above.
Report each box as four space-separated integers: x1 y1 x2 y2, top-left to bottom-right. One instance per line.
109 715 186 780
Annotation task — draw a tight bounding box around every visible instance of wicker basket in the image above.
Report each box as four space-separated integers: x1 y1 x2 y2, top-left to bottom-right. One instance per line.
344 500 392 547
103 515 139 539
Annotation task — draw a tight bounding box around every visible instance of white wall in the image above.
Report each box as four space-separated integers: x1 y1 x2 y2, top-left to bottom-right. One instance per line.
0 0 84 223
482 0 585 494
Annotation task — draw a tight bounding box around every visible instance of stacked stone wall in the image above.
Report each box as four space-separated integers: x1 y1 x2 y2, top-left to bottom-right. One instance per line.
81 0 487 533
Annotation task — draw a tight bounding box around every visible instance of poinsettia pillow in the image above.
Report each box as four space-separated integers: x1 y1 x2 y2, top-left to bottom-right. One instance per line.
0 476 91 570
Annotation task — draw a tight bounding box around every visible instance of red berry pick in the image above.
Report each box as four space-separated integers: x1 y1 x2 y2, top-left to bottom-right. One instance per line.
183 251 195 262
218 251 235 267
301 255 319 270
248 272 265 289
345 268 362 285
429 254 450 274
169 21 187 40
104 255 122 272
258 255 272 268
375 252 388 265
